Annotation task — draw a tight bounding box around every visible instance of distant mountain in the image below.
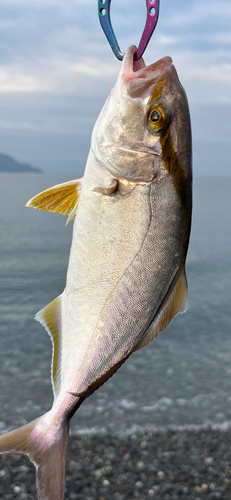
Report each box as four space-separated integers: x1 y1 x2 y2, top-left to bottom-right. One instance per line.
0 153 42 173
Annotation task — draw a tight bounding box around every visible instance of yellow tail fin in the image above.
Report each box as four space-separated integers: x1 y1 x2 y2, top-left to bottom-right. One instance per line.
0 412 69 500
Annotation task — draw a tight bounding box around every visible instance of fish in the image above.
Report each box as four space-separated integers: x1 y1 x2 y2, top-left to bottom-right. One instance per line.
0 45 192 499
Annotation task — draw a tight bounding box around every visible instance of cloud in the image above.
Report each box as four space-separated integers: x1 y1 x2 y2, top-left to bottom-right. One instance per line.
5 56 118 95
0 0 230 100
0 0 230 173
161 1 231 28
169 51 231 104
0 65 50 92
0 0 91 7
156 35 183 46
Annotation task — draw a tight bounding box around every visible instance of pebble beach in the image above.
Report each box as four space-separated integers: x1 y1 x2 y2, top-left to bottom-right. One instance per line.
1 430 231 499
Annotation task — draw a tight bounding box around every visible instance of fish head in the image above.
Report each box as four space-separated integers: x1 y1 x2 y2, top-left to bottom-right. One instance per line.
92 45 192 187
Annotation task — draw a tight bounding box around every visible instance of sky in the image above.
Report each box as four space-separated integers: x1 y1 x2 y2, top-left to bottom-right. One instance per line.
0 0 230 176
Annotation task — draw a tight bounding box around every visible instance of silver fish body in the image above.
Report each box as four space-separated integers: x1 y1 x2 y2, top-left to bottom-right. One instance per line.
0 46 192 499
63 155 187 396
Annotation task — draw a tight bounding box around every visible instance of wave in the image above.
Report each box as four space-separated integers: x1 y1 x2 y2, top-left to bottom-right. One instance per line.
71 420 231 436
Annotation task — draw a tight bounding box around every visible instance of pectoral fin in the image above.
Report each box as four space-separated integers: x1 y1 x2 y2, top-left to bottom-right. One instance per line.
35 296 62 396
92 178 118 195
134 266 188 351
26 179 81 225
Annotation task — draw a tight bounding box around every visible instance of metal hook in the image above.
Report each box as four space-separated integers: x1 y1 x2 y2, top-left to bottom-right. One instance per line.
98 0 159 61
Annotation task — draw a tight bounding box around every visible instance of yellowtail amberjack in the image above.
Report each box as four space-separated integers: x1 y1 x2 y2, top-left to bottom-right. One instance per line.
0 46 192 499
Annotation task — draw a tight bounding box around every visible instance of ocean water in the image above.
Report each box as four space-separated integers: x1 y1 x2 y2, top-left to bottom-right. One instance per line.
0 174 231 436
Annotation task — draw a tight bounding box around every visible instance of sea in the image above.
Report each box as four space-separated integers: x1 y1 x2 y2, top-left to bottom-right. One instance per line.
0 174 231 436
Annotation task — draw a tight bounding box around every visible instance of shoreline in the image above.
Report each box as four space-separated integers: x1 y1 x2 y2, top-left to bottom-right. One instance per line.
0 429 231 499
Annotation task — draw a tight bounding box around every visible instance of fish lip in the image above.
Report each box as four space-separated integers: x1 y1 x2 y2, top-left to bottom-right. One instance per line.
121 45 173 81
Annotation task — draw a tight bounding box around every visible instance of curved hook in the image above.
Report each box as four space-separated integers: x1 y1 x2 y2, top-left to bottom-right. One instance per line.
98 0 159 61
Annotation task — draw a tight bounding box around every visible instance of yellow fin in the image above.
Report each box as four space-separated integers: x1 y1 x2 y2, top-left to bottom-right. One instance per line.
35 296 62 396
26 179 81 224
134 266 188 352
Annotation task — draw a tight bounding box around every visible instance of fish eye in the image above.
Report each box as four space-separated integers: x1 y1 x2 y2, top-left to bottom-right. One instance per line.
150 110 160 123
148 105 167 131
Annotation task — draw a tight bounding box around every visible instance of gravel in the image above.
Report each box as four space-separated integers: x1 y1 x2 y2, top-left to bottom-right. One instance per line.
1 430 231 499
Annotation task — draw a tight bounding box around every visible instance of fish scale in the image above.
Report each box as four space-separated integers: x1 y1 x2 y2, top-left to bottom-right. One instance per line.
74 177 186 393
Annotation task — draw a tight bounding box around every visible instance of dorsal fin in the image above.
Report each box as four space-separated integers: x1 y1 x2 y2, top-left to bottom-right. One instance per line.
134 266 188 352
26 179 81 225
35 296 62 396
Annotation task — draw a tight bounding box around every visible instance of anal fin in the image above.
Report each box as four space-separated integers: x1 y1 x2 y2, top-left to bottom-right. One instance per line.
26 179 81 225
35 296 62 396
134 266 188 352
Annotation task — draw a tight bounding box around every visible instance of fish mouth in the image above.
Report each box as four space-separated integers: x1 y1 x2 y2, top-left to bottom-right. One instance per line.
123 45 172 75
121 45 176 98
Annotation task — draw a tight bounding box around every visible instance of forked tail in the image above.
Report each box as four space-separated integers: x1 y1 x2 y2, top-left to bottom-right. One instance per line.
0 412 69 500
